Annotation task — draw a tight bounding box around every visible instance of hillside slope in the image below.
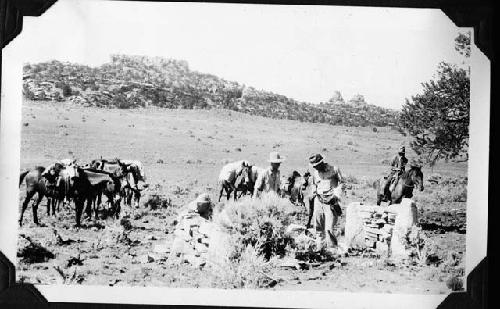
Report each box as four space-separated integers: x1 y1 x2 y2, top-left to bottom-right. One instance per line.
23 55 400 127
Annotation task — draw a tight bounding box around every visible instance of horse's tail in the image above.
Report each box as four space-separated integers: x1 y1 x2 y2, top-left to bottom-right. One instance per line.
19 170 30 187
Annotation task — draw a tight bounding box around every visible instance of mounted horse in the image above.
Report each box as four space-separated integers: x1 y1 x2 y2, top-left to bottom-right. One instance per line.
374 163 424 205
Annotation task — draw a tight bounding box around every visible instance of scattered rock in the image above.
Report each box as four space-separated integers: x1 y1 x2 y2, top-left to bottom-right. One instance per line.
426 253 442 266
153 244 170 254
108 279 120 286
120 218 133 230
279 258 301 270
138 254 155 264
66 255 84 267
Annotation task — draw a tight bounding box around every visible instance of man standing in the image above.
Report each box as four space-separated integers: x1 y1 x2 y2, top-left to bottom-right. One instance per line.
254 152 285 198
384 146 408 194
308 153 343 250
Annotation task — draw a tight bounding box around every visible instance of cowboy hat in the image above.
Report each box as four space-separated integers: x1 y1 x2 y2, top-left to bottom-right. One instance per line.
189 193 213 215
268 151 285 163
309 154 324 167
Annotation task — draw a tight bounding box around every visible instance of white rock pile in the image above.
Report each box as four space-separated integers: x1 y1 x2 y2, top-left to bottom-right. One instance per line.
168 211 231 268
345 198 419 258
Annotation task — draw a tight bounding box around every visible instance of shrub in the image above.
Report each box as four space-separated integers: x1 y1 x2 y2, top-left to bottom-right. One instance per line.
62 84 72 97
446 276 464 291
207 244 276 289
343 174 359 184
215 193 297 261
144 194 172 210
17 235 55 264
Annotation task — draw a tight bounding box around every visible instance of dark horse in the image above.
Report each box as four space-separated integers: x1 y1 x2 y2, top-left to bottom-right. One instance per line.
19 167 63 226
285 171 315 228
71 166 125 226
121 163 147 208
374 165 424 205
218 165 252 201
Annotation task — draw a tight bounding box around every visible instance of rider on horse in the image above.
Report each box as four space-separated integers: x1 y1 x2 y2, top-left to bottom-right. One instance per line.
385 146 408 194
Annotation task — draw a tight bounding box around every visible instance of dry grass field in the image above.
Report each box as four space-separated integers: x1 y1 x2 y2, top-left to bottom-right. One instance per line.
16 99 467 294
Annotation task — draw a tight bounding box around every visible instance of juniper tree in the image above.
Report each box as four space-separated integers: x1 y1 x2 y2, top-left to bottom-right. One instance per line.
400 32 470 167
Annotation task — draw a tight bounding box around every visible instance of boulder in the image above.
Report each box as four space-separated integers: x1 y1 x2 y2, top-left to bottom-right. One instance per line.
386 198 418 258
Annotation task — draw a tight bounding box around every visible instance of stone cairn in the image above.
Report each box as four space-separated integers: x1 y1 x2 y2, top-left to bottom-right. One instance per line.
168 210 231 268
358 207 395 250
344 198 418 258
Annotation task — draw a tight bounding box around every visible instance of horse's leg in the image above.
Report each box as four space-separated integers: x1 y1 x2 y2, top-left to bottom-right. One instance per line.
19 190 35 226
133 189 139 208
51 198 56 216
94 195 100 220
306 196 315 229
46 197 51 216
75 198 84 227
126 189 133 207
135 189 141 208
33 193 44 225
85 197 92 219
218 184 224 202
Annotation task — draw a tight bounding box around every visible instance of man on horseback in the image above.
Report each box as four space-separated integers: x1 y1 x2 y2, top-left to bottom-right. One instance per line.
384 146 408 195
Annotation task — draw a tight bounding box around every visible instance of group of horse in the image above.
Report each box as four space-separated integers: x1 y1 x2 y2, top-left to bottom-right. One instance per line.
19 158 146 227
218 162 424 228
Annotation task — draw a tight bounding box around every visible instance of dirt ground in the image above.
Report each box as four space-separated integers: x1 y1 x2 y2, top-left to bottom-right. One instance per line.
16 100 467 294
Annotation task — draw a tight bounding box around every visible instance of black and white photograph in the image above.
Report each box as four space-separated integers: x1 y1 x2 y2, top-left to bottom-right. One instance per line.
0 0 490 307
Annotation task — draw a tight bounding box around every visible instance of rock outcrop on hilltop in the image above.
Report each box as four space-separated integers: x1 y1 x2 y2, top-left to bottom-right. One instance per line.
23 55 400 127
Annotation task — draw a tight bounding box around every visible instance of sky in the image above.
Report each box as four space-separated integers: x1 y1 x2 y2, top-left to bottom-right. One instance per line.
10 0 469 110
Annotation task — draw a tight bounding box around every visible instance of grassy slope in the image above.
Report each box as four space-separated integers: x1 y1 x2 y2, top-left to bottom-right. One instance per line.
17 99 467 293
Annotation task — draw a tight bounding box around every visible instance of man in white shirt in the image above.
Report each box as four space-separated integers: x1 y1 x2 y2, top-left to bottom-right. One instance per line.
309 153 344 250
254 152 285 197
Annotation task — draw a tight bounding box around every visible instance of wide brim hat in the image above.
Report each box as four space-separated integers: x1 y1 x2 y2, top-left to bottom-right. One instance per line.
268 151 285 163
309 154 324 167
189 193 213 214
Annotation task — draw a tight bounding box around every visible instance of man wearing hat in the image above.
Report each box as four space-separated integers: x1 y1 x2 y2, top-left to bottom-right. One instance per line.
182 193 214 220
308 153 344 250
254 152 285 197
384 146 408 194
